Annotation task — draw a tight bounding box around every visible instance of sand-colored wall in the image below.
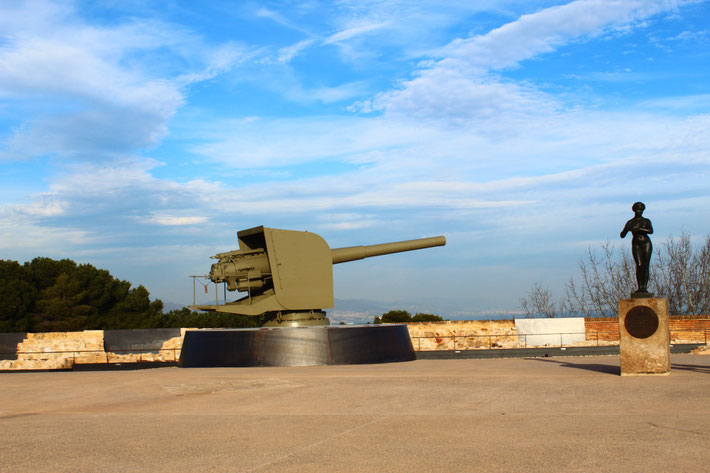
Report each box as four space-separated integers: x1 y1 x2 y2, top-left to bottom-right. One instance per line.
1 331 105 370
406 320 518 350
0 329 191 370
2 316 708 370
407 316 710 350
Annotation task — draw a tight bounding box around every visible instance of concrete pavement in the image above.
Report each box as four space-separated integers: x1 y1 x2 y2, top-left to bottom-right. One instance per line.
1 355 709 472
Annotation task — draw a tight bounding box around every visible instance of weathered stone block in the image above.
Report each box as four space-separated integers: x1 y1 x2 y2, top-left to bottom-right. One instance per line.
618 298 670 376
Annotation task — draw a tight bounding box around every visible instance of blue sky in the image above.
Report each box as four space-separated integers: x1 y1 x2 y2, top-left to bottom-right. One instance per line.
1 0 709 319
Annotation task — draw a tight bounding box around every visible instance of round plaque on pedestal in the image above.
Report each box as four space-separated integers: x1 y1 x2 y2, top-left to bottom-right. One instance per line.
624 306 659 339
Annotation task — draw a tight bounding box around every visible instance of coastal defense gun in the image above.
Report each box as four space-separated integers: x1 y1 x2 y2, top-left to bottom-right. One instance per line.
190 226 446 326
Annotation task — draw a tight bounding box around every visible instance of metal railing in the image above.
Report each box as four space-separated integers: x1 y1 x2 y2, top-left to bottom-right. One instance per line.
411 329 710 351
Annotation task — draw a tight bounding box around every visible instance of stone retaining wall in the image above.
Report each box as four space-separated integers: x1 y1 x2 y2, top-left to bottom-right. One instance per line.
2 316 708 370
0 329 189 370
407 320 517 350
408 316 710 350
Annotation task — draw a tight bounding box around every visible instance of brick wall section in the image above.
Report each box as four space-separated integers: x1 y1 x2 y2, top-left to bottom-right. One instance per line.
668 316 710 343
585 318 620 342
585 316 710 343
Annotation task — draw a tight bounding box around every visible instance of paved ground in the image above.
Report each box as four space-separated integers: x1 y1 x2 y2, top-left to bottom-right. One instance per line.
1 354 709 473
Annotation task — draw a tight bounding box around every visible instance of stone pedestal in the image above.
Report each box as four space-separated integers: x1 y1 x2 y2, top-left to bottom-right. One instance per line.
618 298 670 376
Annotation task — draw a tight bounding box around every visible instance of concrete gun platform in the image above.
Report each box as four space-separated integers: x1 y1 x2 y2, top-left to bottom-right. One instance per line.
2 354 709 472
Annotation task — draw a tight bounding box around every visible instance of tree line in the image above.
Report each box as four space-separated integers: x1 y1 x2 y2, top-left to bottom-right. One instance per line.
520 233 710 318
0 257 257 332
0 257 447 333
373 310 445 324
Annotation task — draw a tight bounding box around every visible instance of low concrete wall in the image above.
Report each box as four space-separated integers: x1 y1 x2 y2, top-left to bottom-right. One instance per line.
515 317 585 347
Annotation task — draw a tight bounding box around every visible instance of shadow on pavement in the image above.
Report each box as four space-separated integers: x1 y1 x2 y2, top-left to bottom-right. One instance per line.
671 363 710 374
531 357 710 375
527 357 620 375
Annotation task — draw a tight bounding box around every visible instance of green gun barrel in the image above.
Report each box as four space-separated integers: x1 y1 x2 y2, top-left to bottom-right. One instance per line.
331 235 446 264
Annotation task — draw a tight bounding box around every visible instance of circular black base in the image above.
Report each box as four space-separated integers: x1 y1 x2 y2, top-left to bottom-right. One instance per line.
179 324 415 367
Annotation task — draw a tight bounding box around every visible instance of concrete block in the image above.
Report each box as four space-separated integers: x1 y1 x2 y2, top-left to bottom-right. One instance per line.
515 317 585 347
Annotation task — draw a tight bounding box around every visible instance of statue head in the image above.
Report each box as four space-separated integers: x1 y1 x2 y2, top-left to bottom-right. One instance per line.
632 201 645 215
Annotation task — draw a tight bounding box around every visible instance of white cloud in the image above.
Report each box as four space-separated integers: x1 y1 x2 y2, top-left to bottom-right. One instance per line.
0 0 247 162
324 21 390 44
144 214 208 226
369 0 694 122
317 0 531 59
0 209 91 255
0 19 186 110
178 106 710 246
639 94 710 112
254 7 311 35
189 115 432 168
176 42 255 85
3 106 172 161
284 81 370 105
441 0 688 70
276 38 317 63
257 1 547 67
0 159 223 233
372 72 557 123
15 200 66 217
669 29 709 41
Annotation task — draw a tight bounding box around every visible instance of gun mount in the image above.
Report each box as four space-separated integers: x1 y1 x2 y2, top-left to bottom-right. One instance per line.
190 226 446 326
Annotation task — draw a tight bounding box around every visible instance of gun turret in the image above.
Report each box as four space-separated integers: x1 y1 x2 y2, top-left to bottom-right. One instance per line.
191 226 445 326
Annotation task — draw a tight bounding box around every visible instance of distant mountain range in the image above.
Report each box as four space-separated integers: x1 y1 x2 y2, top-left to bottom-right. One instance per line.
162 302 188 313
161 298 523 324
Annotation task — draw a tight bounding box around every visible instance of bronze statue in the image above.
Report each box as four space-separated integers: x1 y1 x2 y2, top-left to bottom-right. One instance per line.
620 202 653 297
